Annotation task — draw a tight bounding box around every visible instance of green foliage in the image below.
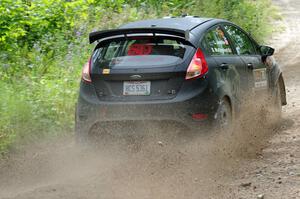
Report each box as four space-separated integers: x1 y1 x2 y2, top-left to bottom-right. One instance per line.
126 0 196 15
191 0 277 42
0 0 278 154
0 0 30 51
0 0 125 60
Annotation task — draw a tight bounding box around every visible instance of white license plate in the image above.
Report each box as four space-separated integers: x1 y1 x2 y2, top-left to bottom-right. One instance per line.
123 81 151 96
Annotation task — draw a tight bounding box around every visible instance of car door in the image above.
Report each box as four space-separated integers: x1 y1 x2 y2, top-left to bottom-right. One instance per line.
223 24 268 94
201 25 249 105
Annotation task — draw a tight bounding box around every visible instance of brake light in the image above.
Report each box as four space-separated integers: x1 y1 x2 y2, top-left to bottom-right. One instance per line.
185 49 208 80
82 58 92 83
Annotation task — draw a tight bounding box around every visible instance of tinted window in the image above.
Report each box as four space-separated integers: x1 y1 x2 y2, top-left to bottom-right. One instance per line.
92 36 191 69
202 26 233 56
224 25 256 55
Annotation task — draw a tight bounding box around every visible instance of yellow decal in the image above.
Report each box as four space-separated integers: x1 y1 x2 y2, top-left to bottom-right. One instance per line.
103 69 110 74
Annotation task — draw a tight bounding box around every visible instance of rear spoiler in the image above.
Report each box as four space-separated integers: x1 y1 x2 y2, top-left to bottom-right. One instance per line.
89 27 192 44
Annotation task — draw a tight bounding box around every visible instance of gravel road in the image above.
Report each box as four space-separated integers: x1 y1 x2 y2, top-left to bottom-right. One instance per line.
0 0 299 198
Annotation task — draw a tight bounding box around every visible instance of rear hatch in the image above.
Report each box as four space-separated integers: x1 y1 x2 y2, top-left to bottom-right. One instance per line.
90 35 194 102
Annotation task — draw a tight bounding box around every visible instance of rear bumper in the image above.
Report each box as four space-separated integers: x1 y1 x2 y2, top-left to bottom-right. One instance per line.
75 81 219 135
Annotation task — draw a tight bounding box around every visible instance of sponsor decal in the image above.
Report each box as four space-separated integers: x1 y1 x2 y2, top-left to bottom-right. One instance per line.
253 68 268 89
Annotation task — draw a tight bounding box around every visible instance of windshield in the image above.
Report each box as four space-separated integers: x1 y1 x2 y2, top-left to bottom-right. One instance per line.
92 36 192 69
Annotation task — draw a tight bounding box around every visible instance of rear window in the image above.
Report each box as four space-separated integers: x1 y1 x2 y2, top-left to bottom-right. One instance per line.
92 36 192 69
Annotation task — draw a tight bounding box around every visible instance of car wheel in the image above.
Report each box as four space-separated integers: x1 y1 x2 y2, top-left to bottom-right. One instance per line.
88 123 115 145
272 83 282 123
261 82 282 126
214 98 233 133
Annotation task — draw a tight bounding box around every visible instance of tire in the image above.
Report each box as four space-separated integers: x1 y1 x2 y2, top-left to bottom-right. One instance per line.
75 128 92 148
213 98 233 133
87 123 115 146
83 121 142 151
261 82 282 126
271 83 282 123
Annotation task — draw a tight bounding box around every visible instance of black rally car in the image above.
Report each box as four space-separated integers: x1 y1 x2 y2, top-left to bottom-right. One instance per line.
75 16 287 141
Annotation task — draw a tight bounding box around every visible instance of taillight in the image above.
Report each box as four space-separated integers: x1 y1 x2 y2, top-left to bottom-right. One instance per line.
82 58 92 83
185 48 208 80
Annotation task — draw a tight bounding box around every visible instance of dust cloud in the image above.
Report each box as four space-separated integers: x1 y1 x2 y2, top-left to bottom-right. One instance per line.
0 99 279 199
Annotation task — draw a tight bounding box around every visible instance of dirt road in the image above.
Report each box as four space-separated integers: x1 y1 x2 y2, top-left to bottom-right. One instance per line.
0 0 299 198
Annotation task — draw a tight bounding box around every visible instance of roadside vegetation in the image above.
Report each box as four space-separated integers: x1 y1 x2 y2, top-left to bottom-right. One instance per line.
0 0 278 154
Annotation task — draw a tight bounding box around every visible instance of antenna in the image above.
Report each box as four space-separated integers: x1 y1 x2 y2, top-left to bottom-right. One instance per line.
181 13 188 17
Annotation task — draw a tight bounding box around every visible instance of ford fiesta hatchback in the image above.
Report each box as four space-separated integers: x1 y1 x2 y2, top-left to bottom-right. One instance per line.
75 16 286 142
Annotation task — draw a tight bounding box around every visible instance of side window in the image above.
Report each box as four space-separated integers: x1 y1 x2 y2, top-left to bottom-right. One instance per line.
104 41 120 60
224 25 256 55
202 26 233 56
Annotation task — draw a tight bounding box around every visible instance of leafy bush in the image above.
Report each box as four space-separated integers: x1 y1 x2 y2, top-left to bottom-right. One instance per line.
0 0 278 154
192 0 278 42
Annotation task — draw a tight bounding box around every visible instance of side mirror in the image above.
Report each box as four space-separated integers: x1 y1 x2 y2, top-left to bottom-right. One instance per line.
260 45 275 57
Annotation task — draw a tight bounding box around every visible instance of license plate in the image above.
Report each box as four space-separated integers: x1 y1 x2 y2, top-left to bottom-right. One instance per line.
123 81 151 96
